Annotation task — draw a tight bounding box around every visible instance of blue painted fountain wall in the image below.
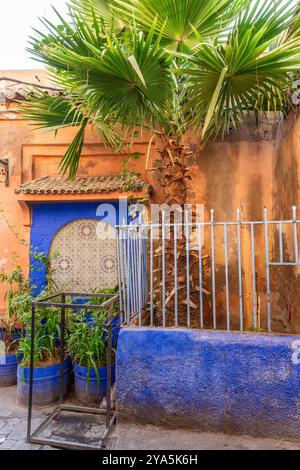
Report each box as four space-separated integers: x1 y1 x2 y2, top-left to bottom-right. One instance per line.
30 201 123 294
117 328 300 439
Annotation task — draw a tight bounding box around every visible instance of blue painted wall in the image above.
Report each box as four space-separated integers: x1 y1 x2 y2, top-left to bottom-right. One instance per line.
30 201 123 294
117 328 300 439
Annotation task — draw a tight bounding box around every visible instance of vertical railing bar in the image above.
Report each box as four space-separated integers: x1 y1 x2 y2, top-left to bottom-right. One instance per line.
264 208 271 332
106 304 113 429
150 224 154 326
26 303 36 443
133 231 139 315
250 223 257 331
116 229 123 323
292 205 298 264
125 228 131 323
185 211 191 328
127 230 132 319
59 294 65 404
128 239 138 313
143 234 148 304
223 223 230 331
121 229 128 323
121 219 130 324
211 209 217 329
237 209 244 332
162 212 166 327
279 222 283 263
138 216 143 327
198 222 204 329
174 225 178 327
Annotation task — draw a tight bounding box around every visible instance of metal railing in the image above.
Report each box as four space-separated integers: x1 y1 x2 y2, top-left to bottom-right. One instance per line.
116 206 300 334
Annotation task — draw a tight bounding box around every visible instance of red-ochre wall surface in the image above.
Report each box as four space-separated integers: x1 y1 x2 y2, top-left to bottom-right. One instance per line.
1 70 300 331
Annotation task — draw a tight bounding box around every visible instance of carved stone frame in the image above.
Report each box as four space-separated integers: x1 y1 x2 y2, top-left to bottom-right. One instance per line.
0 159 9 186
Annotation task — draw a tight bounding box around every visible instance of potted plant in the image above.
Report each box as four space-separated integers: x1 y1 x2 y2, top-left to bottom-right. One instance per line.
17 309 69 406
0 264 31 387
67 313 115 405
0 312 22 387
79 287 120 345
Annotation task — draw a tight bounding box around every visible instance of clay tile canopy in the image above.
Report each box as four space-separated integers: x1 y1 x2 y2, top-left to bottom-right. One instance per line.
15 175 151 195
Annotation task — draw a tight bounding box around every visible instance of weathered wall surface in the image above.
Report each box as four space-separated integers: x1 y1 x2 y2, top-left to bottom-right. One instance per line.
1 70 300 332
117 328 300 439
271 112 300 332
0 71 154 313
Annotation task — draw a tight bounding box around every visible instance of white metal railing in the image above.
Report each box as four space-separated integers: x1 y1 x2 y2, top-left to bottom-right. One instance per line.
116 206 300 334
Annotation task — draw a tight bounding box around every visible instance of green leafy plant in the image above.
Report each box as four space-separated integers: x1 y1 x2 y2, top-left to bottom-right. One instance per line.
86 286 119 313
67 313 109 391
0 259 32 352
18 309 61 368
0 247 61 352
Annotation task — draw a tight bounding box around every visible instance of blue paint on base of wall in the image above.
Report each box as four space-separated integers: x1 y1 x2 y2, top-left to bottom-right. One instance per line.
117 328 300 439
30 201 121 294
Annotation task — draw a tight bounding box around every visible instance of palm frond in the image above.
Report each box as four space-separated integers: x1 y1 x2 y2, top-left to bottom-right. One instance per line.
22 0 300 177
112 0 243 50
59 120 87 178
70 0 124 31
182 0 300 139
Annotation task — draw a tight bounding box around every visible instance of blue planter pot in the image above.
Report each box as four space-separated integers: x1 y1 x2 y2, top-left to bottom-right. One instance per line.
0 354 18 387
17 359 69 407
74 362 115 405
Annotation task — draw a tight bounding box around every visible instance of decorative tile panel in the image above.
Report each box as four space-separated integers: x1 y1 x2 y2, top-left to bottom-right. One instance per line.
49 219 117 293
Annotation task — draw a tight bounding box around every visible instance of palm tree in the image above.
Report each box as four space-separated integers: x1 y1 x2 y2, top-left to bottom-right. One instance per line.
23 0 300 201
22 0 300 325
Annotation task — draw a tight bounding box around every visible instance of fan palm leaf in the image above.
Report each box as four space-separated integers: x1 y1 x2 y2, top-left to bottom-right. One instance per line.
22 0 300 173
112 0 243 50
181 0 300 138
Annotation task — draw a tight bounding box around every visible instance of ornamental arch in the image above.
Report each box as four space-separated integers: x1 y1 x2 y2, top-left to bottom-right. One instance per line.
49 218 117 292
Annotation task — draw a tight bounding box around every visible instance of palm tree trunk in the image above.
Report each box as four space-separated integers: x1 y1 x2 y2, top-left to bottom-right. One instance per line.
156 137 191 206
151 136 204 326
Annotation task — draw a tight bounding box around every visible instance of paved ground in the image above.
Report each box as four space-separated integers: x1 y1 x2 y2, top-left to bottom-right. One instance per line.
1 385 300 450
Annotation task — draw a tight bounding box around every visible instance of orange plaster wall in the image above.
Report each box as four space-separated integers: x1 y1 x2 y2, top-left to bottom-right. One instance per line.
0 71 300 331
0 71 157 314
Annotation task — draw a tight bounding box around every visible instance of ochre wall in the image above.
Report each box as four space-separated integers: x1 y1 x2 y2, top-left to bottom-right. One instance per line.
0 71 300 332
0 72 156 313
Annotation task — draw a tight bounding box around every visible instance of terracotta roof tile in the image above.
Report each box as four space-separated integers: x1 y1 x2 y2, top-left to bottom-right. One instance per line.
15 175 151 195
0 86 56 104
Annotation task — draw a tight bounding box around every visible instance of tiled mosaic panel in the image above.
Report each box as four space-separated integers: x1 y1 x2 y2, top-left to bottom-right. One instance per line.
49 219 118 292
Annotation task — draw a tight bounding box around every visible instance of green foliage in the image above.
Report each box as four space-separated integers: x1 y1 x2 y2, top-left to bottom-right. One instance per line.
67 312 108 391
18 307 61 368
0 259 31 352
182 0 300 139
0 247 60 351
67 313 107 367
111 0 242 50
22 0 300 177
66 286 118 390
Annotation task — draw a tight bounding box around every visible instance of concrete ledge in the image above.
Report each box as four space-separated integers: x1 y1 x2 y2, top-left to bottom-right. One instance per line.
116 328 300 440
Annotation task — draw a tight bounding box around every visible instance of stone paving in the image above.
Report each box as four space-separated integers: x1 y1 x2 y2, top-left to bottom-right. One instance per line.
2 385 300 450
0 386 52 450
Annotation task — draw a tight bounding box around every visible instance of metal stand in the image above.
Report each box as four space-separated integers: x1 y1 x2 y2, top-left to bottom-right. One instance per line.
26 292 119 450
